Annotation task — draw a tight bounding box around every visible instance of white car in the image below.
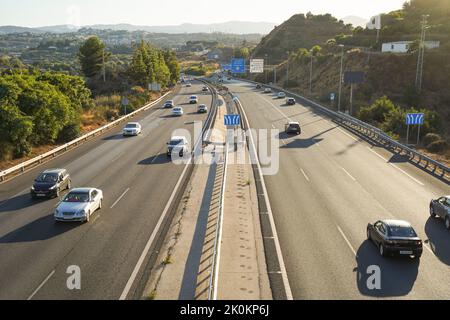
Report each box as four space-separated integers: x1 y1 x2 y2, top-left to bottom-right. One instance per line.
123 122 142 136
264 87 272 93
189 95 198 104
186 82 192 87
164 100 174 108
277 92 286 99
167 136 190 157
197 104 208 113
172 107 184 116
54 188 103 223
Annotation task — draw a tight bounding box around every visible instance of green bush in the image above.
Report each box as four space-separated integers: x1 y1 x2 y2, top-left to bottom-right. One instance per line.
423 133 442 146
426 140 448 153
57 123 81 143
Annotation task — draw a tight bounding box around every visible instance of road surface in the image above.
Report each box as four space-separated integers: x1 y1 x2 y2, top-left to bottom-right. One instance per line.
225 79 450 299
0 81 211 300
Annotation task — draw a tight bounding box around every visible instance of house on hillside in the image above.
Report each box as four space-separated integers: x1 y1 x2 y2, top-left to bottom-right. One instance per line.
382 41 440 53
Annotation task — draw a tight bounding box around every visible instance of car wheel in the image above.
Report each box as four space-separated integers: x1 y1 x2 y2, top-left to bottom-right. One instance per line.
367 228 371 241
430 205 436 217
56 188 60 198
414 254 422 260
99 200 103 210
379 244 387 257
67 180 71 190
85 211 90 223
445 217 450 230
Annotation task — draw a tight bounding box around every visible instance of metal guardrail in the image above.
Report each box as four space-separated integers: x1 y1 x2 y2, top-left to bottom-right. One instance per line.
237 78 450 182
0 91 172 183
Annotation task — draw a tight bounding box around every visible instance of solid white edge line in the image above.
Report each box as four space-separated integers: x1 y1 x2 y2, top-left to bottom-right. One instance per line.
367 147 425 186
236 96 293 300
110 188 130 209
27 270 55 300
337 226 357 257
337 127 359 142
119 158 190 300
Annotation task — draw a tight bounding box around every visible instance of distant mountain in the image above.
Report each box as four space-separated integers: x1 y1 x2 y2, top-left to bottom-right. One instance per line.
341 16 369 28
0 21 276 35
0 25 45 34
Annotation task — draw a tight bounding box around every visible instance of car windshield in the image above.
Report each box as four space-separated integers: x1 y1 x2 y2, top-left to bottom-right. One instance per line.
126 124 138 128
36 173 58 183
63 192 89 203
190 96 197 99
388 226 417 238
289 124 300 129
169 139 184 146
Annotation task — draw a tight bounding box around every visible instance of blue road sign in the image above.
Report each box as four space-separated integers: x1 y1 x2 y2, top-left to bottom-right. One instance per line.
224 114 241 126
406 113 424 125
231 58 246 73
222 64 231 71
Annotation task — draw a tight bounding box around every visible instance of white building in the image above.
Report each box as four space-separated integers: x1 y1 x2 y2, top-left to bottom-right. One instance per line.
382 41 440 53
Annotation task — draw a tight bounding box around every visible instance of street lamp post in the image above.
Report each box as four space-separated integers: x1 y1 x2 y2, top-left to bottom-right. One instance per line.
264 54 268 84
286 51 290 88
338 44 345 112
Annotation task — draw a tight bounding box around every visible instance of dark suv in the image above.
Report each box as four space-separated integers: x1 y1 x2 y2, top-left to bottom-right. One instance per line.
31 169 71 199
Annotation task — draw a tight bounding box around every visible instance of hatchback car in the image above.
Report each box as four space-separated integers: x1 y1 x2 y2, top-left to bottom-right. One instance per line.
430 196 450 230
164 100 174 108
172 107 184 116
285 122 301 135
367 220 422 258
31 169 71 199
189 95 198 104
123 122 142 136
286 97 296 105
277 92 286 99
54 188 103 223
167 136 189 158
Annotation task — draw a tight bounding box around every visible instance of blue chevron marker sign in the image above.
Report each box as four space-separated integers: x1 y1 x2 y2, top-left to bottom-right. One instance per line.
406 113 424 125
224 114 240 126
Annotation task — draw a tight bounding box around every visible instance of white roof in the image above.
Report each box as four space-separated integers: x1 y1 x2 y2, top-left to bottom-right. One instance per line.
170 136 187 140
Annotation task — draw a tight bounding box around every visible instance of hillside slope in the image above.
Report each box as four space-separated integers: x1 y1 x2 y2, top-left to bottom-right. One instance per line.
251 13 352 63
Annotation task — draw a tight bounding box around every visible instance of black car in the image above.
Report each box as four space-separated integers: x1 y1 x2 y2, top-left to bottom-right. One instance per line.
430 196 450 230
31 169 71 199
367 220 422 259
256 84 262 89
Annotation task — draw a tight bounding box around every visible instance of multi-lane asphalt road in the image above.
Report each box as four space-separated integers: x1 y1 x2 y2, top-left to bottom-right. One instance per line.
225 79 450 299
0 81 211 300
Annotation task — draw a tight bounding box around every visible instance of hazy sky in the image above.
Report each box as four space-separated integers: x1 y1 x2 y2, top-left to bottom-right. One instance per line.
0 0 407 27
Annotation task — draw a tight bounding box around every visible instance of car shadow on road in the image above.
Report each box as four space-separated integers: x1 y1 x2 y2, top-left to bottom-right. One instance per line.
0 214 78 243
138 154 171 165
0 194 44 213
102 134 128 141
355 240 419 297
388 153 410 163
425 217 450 266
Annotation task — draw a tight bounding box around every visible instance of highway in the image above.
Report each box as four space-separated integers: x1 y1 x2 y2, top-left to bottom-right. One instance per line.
0 81 211 300
225 79 450 299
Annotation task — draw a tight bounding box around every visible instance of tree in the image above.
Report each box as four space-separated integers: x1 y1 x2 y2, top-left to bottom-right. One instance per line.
0 104 33 158
164 50 181 85
78 36 107 78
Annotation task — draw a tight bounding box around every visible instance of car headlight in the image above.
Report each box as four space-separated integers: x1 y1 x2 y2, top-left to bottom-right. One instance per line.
49 185 57 190
79 210 86 216
31 186 35 191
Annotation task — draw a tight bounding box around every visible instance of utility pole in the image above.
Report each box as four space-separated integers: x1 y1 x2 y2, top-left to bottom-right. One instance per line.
265 54 268 84
415 14 429 92
286 51 290 88
309 52 313 95
338 45 345 112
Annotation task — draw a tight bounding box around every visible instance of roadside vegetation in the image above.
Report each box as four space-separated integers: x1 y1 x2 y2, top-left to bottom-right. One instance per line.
0 36 180 165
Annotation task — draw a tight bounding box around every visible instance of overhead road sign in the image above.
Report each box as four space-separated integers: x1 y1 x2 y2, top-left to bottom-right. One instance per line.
224 114 241 126
250 59 264 73
231 58 246 74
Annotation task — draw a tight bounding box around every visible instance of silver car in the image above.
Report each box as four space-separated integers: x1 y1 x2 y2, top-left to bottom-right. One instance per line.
54 188 103 223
